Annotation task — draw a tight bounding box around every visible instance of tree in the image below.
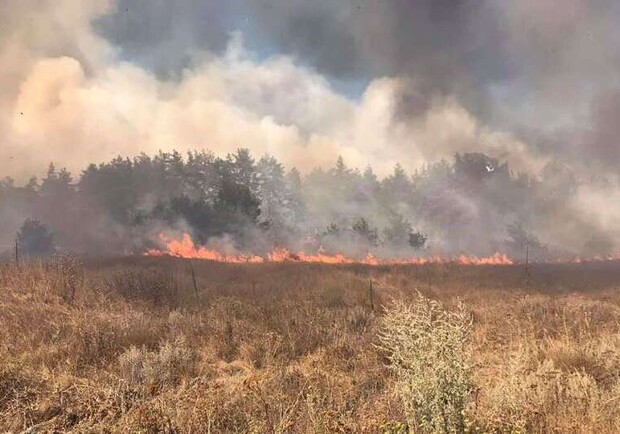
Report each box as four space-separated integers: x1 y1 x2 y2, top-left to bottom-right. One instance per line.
409 231 427 250
383 163 413 206
257 155 296 230
185 150 219 203
228 148 258 193
41 163 73 197
324 223 340 237
214 175 261 239
285 167 305 225
333 156 350 178
17 219 55 257
286 167 302 193
384 213 413 246
352 217 379 246
329 156 361 207
361 166 381 196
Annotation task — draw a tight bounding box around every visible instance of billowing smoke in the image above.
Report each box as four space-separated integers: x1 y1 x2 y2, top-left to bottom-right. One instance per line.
1 0 619 257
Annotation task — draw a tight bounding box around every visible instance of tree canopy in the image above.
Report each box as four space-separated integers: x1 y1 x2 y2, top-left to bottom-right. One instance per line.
0 149 601 258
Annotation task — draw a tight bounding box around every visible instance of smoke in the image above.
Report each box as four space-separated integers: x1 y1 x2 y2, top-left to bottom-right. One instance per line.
1 0 542 180
1 0 619 253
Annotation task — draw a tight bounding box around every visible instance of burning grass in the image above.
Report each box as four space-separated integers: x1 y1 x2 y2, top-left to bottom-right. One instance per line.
146 232 516 265
0 257 619 432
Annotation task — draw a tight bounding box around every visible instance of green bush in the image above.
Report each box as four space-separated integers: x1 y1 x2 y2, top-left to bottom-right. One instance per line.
378 294 474 434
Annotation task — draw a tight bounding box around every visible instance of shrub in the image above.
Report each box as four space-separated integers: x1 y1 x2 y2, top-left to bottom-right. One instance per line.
105 268 180 307
17 218 55 258
478 345 620 433
118 337 197 389
408 231 427 250
46 254 84 303
378 294 474 434
352 217 379 246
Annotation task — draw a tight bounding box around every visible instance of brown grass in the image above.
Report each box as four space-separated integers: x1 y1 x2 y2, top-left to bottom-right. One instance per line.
0 257 619 433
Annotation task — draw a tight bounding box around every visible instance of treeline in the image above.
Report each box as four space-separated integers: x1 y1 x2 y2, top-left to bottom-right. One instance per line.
0 148 596 258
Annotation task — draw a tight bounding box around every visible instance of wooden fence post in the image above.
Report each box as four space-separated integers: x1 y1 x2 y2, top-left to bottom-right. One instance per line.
188 259 198 301
14 238 19 267
525 243 530 286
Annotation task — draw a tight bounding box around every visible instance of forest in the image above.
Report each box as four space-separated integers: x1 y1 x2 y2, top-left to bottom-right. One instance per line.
0 149 604 260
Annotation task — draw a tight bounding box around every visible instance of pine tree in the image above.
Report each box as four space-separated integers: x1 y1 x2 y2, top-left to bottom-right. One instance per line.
257 155 296 230
383 163 413 206
17 219 55 257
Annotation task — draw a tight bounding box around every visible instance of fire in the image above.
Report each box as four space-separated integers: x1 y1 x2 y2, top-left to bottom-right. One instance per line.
560 253 620 264
145 234 264 263
456 253 513 265
267 247 357 264
145 233 517 266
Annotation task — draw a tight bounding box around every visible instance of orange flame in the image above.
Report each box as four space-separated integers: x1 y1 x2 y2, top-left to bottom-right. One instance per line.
145 234 264 263
555 253 620 264
145 233 517 265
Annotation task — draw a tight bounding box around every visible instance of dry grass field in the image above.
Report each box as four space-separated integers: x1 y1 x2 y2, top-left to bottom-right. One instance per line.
1 257 620 433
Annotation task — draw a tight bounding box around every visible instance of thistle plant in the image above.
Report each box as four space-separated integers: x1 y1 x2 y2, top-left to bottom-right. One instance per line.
378 294 474 434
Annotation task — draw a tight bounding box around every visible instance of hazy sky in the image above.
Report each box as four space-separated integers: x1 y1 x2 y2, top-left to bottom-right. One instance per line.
1 0 619 187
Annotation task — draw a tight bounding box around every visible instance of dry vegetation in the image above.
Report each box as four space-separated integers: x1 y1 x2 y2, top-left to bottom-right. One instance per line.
1 257 620 433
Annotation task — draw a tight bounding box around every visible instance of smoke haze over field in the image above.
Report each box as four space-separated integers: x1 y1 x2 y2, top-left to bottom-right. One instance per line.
1 0 620 255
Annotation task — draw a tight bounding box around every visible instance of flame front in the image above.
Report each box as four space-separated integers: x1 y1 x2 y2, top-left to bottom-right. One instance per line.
145 234 264 263
145 233 517 265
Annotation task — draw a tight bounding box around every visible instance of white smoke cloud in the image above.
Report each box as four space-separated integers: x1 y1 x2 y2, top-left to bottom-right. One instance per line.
1 0 538 182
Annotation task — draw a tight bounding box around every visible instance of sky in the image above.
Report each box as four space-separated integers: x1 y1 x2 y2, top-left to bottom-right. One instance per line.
1 1 619 201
